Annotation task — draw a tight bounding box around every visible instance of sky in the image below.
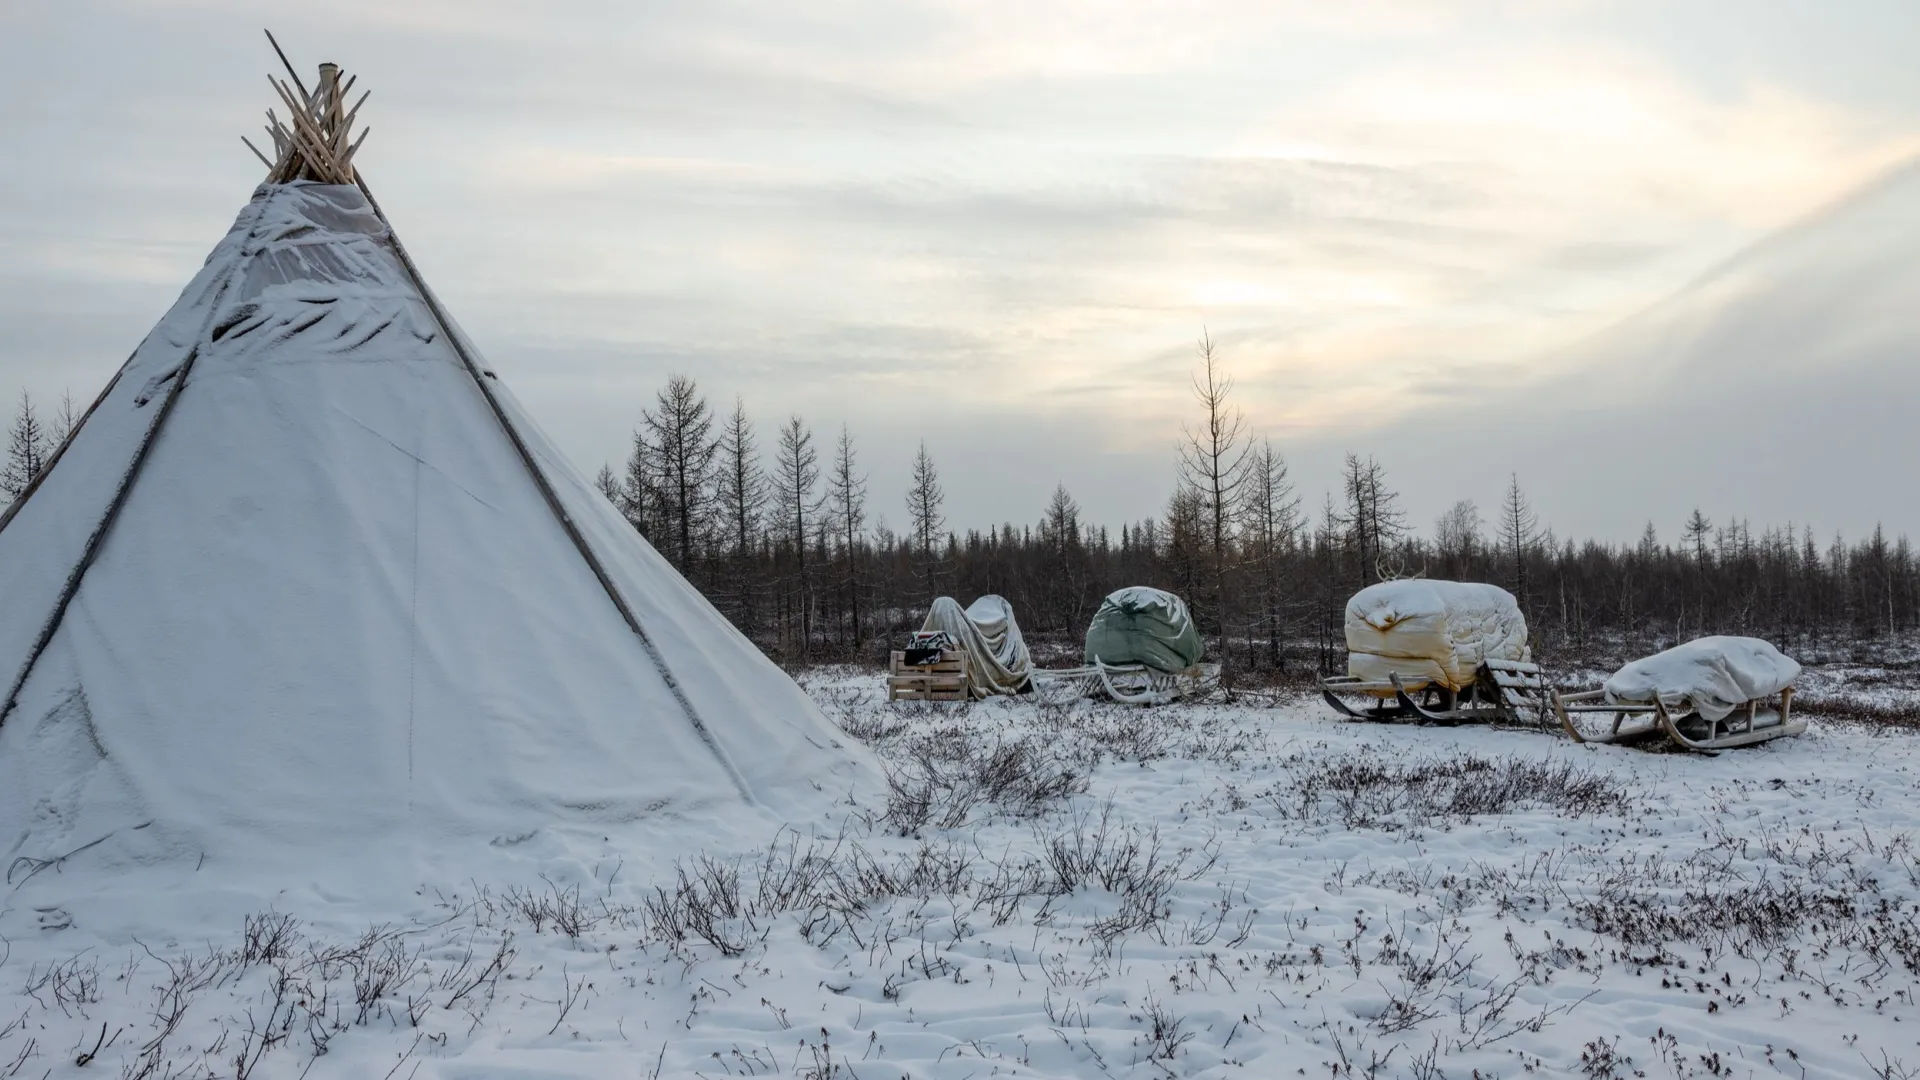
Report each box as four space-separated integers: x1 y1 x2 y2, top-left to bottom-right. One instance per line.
1 0 1916 545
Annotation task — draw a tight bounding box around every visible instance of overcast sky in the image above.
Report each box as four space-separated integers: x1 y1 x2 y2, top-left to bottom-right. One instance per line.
2 0 1916 545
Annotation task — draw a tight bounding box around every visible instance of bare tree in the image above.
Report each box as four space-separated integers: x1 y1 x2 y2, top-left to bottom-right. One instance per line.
50 390 77 447
1435 499 1483 577
1239 438 1301 672
594 463 621 504
714 398 768 631
1333 453 1406 586
1177 331 1252 681
642 374 718 570
2 390 51 503
771 416 822 655
1038 483 1091 631
906 442 945 602
715 399 767 558
827 425 868 646
1501 473 1538 606
620 429 654 538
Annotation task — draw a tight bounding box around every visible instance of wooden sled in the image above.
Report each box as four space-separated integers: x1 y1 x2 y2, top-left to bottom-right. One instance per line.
888 649 971 702
1320 659 1550 727
1553 687 1802 754
1029 659 1209 706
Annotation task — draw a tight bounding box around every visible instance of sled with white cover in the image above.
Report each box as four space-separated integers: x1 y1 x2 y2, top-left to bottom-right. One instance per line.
1029 587 1211 706
1318 580 1550 726
917 595 1032 698
1554 636 1803 753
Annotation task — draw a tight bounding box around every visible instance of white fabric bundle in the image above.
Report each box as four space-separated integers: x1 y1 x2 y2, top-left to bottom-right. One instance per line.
1603 636 1800 722
920 595 1032 696
1344 580 1531 690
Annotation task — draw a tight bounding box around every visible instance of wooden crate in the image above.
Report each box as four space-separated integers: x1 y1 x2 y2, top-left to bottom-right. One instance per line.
888 649 970 702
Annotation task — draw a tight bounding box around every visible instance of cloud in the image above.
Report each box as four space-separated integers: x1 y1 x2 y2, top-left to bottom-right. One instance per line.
4 0 1919 541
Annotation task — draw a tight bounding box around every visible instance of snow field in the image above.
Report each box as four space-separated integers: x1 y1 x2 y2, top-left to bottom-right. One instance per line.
3 673 1920 1078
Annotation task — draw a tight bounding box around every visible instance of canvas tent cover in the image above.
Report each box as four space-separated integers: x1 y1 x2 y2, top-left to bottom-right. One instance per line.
0 181 874 879
1604 636 1801 722
920 595 1032 696
1345 580 1531 691
1084 587 1203 672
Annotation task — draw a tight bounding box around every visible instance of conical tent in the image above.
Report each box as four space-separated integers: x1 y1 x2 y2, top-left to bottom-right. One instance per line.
0 58 873 877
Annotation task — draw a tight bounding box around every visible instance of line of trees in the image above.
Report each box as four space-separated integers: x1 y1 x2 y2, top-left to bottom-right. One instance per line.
567 345 1920 676
7 351 1916 676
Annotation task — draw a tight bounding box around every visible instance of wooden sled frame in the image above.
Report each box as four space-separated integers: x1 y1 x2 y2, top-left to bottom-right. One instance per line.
1320 659 1550 727
1554 686 1802 754
1029 659 1209 707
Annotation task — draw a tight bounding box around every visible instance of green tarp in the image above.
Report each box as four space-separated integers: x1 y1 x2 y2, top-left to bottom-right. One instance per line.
1083 586 1203 672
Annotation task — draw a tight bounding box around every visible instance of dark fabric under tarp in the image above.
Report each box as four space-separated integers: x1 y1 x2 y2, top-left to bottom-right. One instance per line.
1083 587 1203 672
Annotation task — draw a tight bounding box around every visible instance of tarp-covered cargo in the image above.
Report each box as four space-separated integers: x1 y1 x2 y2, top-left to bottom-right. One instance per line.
1084 587 1203 672
921 595 1032 696
1604 636 1800 722
1345 580 1530 691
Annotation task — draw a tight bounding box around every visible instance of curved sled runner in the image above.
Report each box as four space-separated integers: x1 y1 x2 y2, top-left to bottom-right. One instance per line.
1030 659 1211 707
1554 687 1802 753
1320 659 1550 727
1551 690 1666 745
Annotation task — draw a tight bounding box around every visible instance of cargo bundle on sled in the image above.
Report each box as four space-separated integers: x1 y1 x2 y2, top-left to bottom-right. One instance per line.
1319 580 1549 725
1553 635 1804 752
890 595 1034 701
1031 587 1210 705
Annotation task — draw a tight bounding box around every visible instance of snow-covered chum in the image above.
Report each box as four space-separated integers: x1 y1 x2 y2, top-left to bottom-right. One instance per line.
1344 580 1532 691
0 62 877 887
1604 635 1801 722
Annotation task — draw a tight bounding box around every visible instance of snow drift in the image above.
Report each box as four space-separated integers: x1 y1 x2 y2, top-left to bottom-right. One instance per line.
1604 636 1801 722
0 182 875 882
1345 580 1530 690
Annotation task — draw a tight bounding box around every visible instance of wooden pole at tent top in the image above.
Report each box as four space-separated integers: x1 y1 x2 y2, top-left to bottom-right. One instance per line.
250 32 369 185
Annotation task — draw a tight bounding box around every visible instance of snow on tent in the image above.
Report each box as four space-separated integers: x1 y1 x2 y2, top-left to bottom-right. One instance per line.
1554 636 1805 751
919 596 1031 696
0 57 875 888
1318 580 1548 724
1030 587 1207 705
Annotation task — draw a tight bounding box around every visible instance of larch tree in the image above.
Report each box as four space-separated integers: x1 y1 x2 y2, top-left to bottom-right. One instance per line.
1335 454 1407 587
2 390 51 503
1040 483 1088 631
905 442 945 602
1434 499 1482 576
620 429 654 538
593 463 621 505
1501 473 1538 608
826 425 868 646
50 391 77 447
1239 438 1300 671
714 398 768 631
770 416 822 655
1177 331 1251 681
641 374 718 571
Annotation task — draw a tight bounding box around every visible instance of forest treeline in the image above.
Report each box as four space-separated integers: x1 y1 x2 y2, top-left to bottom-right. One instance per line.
6 345 1916 679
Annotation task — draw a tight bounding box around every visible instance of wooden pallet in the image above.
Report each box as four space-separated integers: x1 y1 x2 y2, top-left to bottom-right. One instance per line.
888 649 971 702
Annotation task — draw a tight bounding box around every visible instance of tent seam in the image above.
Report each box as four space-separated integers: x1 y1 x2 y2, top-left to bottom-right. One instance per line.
0 189 284 729
352 178 757 806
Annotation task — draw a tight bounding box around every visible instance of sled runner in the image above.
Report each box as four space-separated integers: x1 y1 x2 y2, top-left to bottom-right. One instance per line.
1319 658 1550 726
1323 580 1547 726
1553 636 1805 753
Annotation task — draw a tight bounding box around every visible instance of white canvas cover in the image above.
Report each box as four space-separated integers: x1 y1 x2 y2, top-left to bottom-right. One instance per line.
1345 580 1531 691
0 182 875 881
921 595 1031 696
1604 636 1801 722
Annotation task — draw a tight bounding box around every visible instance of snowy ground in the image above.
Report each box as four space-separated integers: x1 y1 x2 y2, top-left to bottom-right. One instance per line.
4 672 1920 1079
